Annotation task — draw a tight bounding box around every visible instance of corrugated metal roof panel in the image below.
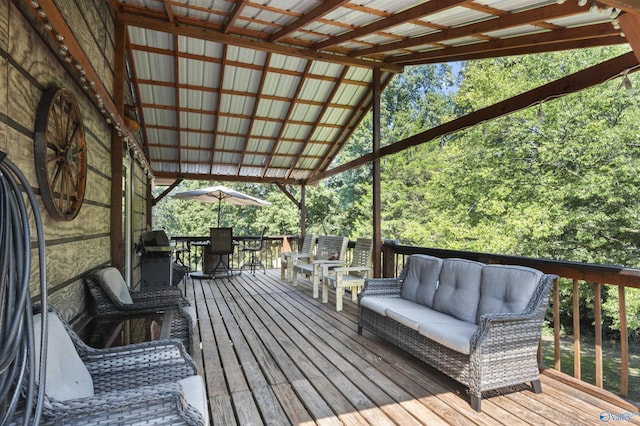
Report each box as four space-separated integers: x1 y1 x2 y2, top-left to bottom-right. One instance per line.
282 124 313 140
181 112 215 132
290 104 322 122
257 100 287 120
421 7 493 28
128 26 173 49
251 120 281 138
143 108 177 127
263 73 301 98
179 89 217 111
485 25 549 39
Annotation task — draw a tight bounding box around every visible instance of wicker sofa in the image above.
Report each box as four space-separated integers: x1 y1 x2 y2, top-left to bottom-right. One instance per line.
357 254 556 412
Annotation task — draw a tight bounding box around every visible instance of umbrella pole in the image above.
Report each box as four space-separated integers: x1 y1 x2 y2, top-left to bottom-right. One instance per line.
217 199 221 226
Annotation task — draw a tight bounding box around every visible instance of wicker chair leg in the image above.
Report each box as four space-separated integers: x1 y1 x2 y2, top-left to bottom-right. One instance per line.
532 379 542 393
470 394 481 412
357 325 363 335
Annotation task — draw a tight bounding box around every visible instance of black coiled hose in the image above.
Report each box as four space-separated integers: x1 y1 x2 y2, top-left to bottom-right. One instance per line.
0 152 48 425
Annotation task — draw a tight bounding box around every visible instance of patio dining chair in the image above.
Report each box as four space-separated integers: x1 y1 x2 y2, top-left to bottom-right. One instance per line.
322 237 373 311
241 227 267 274
24 305 208 425
280 233 317 283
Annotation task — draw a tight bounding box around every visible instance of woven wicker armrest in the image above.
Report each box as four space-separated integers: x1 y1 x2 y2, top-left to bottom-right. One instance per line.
80 339 196 372
130 290 189 307
360 278 403 298
42 382 206 425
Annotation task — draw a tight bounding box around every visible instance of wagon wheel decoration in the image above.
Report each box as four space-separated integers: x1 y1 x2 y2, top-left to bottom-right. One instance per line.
34 87 87 221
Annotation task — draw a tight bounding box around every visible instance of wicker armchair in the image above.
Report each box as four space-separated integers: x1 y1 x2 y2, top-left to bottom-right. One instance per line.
20 306 208 425
321 237 373 311
292 235 349 298
280 233 317 282
86 267 189 316
85 268 194 353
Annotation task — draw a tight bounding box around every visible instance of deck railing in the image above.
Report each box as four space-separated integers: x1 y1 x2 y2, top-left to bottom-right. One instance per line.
171 235 299 273
381 242 640 403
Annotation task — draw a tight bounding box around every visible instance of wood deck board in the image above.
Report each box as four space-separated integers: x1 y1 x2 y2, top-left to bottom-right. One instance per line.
185 270 638 425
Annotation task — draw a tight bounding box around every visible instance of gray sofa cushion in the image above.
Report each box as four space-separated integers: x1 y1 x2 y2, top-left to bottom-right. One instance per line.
418 313 478 355
382 301 478 355
432 258 484 324
476 264 543 322
359 296 408 316
400 255 443 307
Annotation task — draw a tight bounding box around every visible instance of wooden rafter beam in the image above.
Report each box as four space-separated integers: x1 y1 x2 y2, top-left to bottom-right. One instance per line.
600 0 640 14
314 71 395 176
312 0 470 51
400 35 626 66
619 13 640 63
352 1 587 58
286 66 350 178
119 12 403 73
237 53 272 176
154 171 303 185
390 23 620 65
309 52 640 184
153 179 183 205
263 61 313 178
224 0 249 34
269 0 350 42
209 44 227 175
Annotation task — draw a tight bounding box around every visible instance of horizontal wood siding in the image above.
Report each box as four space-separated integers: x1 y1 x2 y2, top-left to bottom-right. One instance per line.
1 0 126 322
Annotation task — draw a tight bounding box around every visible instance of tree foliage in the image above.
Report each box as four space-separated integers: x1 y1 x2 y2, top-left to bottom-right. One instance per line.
153 46 640 336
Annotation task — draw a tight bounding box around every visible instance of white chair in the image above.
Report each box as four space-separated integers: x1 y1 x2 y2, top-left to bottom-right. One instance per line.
280 234 317 282
292 235 349 298
322 238 373 311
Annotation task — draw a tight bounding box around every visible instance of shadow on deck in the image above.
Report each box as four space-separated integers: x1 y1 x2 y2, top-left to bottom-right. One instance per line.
183 269 639 425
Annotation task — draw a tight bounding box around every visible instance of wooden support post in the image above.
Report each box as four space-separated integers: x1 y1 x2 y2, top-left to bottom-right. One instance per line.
372 67 382 278
619 286 628 397
111 16 126 270
572 279 581 380
594 283 603 388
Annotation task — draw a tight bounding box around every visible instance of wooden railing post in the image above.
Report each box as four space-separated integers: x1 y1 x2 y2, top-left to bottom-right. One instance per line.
619 286 628 397
594 283 603 388
572 279 581 380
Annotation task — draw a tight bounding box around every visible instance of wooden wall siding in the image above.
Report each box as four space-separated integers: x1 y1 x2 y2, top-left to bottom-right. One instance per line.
1 0 124 321
53 0 114 97
1 0 7 153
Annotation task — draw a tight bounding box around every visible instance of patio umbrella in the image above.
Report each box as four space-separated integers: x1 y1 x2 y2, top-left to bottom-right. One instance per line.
171 185 271 226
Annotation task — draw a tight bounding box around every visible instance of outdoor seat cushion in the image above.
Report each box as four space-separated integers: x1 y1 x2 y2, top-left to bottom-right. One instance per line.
432 258 484 324
33 312 95 401
476 264 543 322
400 254 444 307
95 266 134 304
178 375 209 425
382 301 478 354
359 295 404 316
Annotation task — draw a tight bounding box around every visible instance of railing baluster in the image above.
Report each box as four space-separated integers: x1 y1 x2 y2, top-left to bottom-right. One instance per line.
619 286 628 397
573 279 581 380
594 282 603 388
554 278 561 370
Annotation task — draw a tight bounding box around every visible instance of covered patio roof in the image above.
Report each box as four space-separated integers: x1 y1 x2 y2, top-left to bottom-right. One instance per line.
109 0 639 186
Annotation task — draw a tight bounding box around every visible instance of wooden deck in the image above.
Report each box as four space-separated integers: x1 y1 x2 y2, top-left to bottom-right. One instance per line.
183 269 640 425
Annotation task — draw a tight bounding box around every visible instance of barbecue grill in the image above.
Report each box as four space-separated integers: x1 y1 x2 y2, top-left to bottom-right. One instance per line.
139 230 179 287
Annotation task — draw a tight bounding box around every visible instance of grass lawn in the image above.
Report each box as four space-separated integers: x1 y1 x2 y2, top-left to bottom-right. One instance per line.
541 332 640 406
